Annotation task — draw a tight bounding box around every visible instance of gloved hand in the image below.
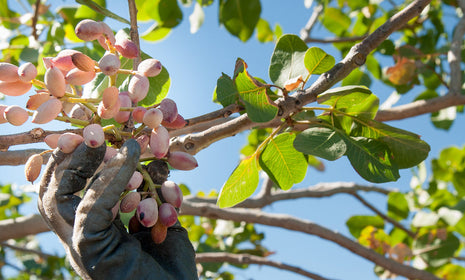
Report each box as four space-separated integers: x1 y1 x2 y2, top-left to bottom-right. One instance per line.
38 139 198 280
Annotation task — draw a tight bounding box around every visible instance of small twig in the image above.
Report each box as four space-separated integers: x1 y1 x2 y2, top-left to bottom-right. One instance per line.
196 252 336 280
352 193 416 238
0 241 56 259
31 0 41 40
303 35 368 44
300 4 323 41
127 0 141 68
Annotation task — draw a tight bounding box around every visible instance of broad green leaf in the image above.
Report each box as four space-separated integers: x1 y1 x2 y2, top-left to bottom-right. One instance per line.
304 47 335 75
259 133 307 190
139 66 171 106
234 59 278 123
198 0 214 6
344 137 400 183
215 73 239 107
138 0 182 28
431 106 456 130
293 125 346 161
317 86 374 111
322 7 351 36
75 0 106 21
256 18 274 43
219 0 261 42
269 34 308 88
141 23 172 42
217 156 259 208
341 68 371 87
413 232 460 267
387 192 409 221
189 2 205 34
76 0 130 24
318 86 379 133
358 226 390 255
350 117 430 169
0 193 10 207
346 215 384 238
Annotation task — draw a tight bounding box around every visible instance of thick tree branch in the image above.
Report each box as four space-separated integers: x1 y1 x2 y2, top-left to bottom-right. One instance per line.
448 0 465 95
180 203 440 280
0 215 50 242
0 149 49 165
196 252 334 280
375 94 465 121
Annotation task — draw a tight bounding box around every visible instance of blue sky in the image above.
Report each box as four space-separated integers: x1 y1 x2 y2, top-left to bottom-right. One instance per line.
1 1 464 279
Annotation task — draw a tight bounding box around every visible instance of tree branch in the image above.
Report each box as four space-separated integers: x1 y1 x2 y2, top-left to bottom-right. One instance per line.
196 252 335 280
0 215 50 242
1 241 55 259
448 0 465 95
299 4 323 42
375 94 465 121
184 182 393 208
180 202 440 280
170 0 432 156
351 193 416 238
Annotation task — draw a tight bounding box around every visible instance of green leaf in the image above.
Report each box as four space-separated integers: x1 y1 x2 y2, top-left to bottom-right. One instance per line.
140 66 171 106
259 133 307 190
387 192 409 221
0 193 10 207
437 264 465 280
219 0 261 42
256 18 274 43
269 34 308 88
141 23 172 42
215 73 239 107
138 0 182 28
344 137 400 183
431 106 456 130
342 68 371 87
189 2 205 34
350 118 430 169
0 0 20 29
346 215 384 238
76 0 130 24
234 59 278 123
322 7 351 36
217 156 259 208
75 0 106 21
293 125 346 161
413 232 460 267
304 47 335 75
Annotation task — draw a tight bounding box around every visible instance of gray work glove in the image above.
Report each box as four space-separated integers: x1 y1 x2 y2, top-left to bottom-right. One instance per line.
38 139 198 280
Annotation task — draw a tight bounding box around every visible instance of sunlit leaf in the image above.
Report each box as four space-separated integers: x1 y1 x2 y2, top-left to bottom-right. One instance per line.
346 215 384 238
234 59 278 123
387 192 409 221
256 18 274 43
76 0 130 24
322 7 350 36
217 156 259 208
304 47 335 75
269 34 308 88
259 133 307 190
